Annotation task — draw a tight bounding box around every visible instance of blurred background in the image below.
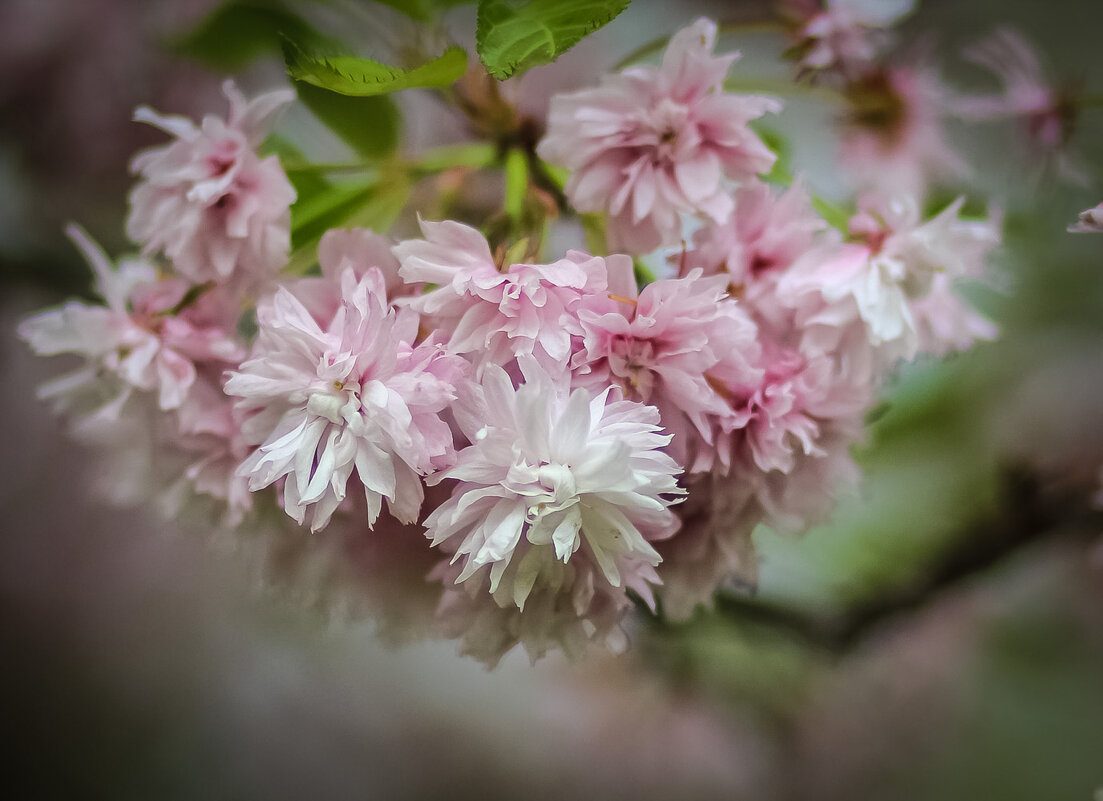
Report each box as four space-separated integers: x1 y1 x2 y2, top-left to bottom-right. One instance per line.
2 0 1103 798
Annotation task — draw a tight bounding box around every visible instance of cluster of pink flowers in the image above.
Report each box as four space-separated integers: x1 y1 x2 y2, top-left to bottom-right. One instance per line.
21 19 1005 665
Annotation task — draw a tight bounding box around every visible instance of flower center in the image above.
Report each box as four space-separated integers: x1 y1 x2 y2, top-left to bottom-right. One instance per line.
307 376 360 425
608 336 656 400
505 457 579 520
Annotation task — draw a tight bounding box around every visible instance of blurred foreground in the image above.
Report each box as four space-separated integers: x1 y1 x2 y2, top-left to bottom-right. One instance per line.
2 0 1103 798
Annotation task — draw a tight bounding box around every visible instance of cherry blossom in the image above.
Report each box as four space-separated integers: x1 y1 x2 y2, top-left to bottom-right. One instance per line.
19 225 243 422
685 180 826 334
955 28 1084 182
226 268 467 531
538 18 781 253
127 80 296 289
781 0 915 80
571 269 762 473
839 64 965 199
779 195 999 363
393 218 630 372
424 357 684 614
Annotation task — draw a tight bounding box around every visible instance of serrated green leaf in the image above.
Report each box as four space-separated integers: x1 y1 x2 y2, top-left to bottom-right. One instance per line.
172 1 335 71
476 0 632 80
293 80 400 157
284 43 468 96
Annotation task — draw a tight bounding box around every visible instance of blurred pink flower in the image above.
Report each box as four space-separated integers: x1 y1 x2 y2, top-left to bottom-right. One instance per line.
686 180 826 334
19 225 243 421
955 28 1084 182
781 0 914 80
127 80 296 289
537 17 781 253
226 268 467 531
658 419 862 619
839 65 964 199
780 195 999 362
425 357 684 616
175 373 255 523
431 551 642 666
1068 202 1103 233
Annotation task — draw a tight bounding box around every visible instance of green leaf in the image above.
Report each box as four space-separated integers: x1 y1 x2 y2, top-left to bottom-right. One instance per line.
292 181 377 250
476 0 632 80
811 196 852 233
172 1 335 71
293 80 400 157
284 42 468 96
633 258 656 286
261 135 331 206
287 175 411 273
752 124 793 186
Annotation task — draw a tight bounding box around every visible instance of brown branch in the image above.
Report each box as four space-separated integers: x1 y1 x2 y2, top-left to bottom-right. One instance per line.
663 466 1099 654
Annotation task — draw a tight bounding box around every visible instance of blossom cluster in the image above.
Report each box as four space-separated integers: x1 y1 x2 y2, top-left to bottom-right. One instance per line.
20 18 1008 665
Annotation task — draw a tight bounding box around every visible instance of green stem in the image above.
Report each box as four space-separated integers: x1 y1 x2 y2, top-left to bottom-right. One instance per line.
283 142 499 178
504 147 528 220
410 141 499 175
283 162 378 174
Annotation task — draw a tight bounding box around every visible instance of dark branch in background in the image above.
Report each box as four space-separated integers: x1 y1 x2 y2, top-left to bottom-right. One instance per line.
2 249 100 300
661 466 1100 655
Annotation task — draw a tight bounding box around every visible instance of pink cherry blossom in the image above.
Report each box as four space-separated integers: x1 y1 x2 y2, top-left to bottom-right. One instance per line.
1069 203 1103 233
537 18 781 253
424 357 684 618
291 227 406 325
174 371 256 523
653 471 760 620
393 218 629 372
685 180 826 334
127 80 296 289
781 0 914 80
571 269 762 473
657 419 862 620
226 267 467 531
954 28 1084 182
19 225 244 423
779 195 999 363
839 64 965 199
